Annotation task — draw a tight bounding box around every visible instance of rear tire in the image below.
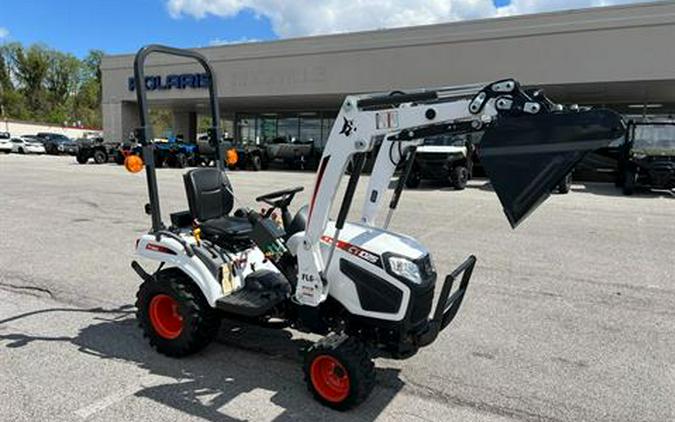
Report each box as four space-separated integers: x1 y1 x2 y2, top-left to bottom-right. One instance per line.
18 148 25 154
451 166 469 190
251 155 262 171
76 154 88 164
93 150 107 164
175 153 188 168
623 167 636 196
304 334 375 410
136 268 221 357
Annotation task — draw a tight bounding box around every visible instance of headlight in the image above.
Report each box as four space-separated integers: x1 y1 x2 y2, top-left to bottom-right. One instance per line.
388 256 422 284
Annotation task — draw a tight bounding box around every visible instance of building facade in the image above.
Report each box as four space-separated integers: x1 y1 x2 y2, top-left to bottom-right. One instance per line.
101 1 675 146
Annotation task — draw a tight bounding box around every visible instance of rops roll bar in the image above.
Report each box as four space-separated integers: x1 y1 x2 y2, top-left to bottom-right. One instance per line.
132 44 224 232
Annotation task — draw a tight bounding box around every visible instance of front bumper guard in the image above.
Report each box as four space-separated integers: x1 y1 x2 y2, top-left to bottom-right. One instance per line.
417 255 476 347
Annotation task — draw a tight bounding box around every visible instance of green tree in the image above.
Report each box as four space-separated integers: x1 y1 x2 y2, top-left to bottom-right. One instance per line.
8 43 51 118
0 42 104 127
73 49 104 127
46 50 80 105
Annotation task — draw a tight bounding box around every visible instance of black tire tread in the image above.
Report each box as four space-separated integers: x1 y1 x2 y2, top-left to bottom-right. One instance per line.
451 166 468 190
136 268 220 357
93 150 107 164
303 334 375 410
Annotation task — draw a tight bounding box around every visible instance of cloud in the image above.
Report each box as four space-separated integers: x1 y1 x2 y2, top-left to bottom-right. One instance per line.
167 0 651 38
0 27 8 39
499 0 648 16
209 36 260 46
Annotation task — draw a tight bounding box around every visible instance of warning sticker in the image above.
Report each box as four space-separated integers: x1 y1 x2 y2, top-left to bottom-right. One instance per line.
376 111 399 130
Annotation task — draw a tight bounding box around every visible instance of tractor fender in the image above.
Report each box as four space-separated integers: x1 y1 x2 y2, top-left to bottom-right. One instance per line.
134 234 224 306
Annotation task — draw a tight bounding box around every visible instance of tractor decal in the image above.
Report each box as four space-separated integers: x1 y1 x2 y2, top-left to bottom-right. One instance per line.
320 235 382 268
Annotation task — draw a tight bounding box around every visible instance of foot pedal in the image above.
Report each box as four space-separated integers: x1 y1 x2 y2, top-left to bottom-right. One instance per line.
215 270 289 317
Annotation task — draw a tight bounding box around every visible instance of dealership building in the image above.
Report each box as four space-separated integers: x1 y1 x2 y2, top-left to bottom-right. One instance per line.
101 1 675 147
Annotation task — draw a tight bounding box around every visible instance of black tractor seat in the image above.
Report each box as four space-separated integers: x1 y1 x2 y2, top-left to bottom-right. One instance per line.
200 216 252 238
183 168 253 247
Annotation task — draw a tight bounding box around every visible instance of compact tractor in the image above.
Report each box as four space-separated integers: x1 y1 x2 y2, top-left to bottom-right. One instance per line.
126 46 625 410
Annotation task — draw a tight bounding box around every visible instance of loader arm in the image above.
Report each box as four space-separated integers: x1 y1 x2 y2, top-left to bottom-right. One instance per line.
295 80 625 307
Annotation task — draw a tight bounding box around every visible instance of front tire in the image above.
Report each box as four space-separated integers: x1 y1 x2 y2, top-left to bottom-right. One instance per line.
304 334 375 410
136 268 221 357
451 165 469 190
93 150 107 164
623 167 636 196
557 173 572 194
76 154 88 164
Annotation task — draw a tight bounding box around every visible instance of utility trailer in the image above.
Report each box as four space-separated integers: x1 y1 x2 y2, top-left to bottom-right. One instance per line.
265 138 317 170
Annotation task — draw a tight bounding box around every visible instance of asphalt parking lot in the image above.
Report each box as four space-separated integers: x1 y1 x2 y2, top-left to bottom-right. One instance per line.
0 154 673 421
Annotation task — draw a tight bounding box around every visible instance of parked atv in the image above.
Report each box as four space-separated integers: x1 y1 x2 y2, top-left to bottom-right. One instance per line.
76 137 120 164
151 138 197 169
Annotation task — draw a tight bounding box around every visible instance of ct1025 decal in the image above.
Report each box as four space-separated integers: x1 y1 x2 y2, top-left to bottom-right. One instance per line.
321 236 382 267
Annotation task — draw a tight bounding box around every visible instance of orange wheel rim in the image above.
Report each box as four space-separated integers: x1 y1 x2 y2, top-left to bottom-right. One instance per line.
149 294 183 339
310 355 350 403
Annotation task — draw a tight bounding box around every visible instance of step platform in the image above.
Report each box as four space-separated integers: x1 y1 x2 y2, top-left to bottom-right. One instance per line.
215 269 290 318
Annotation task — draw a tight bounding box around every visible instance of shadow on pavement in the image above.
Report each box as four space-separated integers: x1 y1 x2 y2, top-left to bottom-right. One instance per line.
0 305 403 421
570 182 674 198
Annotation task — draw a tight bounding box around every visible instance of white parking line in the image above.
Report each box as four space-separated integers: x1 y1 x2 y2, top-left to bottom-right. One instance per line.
73 376 160 419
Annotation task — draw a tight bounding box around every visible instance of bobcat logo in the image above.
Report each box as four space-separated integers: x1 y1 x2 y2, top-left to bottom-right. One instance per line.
339 117 356 137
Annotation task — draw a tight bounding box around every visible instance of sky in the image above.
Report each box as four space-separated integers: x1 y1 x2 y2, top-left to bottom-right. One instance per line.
0 0 652 57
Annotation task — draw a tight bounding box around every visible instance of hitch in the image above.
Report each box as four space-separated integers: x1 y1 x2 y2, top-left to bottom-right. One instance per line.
417 255 476 347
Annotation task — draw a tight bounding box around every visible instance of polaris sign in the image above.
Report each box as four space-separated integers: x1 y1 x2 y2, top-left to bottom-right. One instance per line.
128 73 210 91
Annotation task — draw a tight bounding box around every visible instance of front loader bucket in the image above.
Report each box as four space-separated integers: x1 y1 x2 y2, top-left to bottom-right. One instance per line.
480 109 625 228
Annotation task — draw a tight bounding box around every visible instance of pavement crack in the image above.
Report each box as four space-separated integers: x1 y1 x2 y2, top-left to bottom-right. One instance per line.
387 376 565 422
0 282 54 298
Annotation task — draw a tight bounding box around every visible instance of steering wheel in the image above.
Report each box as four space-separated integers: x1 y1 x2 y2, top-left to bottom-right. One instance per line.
256 186 304 212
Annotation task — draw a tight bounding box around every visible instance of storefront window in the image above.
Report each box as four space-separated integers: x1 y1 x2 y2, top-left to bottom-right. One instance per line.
277 116 299 142
321 113 337 148
237 114 256 142
256 115 277 143
299 113 321 145
234 111 338 148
